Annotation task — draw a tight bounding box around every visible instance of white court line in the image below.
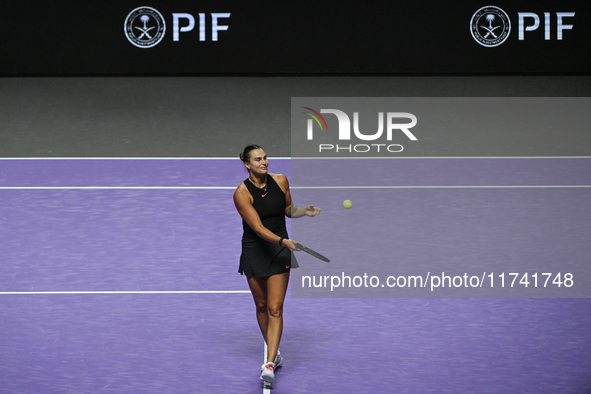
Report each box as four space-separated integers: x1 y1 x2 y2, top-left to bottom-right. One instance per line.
1 185 590 190
263 342 271 393
0 290 250 295
0 157 292 160
0 186 237 190
292 185 591 189
291 156 591 159
1 156 590 160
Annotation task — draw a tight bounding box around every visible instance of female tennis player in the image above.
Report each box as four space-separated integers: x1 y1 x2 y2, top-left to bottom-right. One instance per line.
233 144 320 383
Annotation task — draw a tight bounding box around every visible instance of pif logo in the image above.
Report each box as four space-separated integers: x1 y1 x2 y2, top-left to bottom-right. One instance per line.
124 7 231 48
470 6 511 47
125 7 166 48
302 108 417 154
470 5 576 47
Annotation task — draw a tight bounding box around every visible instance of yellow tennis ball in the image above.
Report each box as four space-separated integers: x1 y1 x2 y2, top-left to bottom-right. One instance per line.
343 200 352 209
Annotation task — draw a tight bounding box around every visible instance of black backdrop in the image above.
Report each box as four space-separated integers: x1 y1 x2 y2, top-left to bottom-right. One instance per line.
1 1 590 75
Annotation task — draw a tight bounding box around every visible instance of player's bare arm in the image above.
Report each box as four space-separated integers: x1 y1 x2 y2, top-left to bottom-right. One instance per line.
271 174 321 218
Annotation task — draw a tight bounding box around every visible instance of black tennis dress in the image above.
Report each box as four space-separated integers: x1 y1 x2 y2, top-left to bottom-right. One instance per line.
239 174 299 277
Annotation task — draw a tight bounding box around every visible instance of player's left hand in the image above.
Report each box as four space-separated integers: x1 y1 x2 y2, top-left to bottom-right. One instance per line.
304 205 321 217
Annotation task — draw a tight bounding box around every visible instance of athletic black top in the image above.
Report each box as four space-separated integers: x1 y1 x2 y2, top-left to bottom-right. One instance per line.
239 174 298 277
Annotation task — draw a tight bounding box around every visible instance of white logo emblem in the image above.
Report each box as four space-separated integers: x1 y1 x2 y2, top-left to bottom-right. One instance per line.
470 6 511 47
124 7 166 48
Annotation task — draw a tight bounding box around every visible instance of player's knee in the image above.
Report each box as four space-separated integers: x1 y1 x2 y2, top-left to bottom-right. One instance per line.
267 305 283 318
255 301 267 314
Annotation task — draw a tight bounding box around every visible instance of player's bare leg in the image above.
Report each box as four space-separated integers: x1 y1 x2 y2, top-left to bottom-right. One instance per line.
265 272 289 364
247 276 269 344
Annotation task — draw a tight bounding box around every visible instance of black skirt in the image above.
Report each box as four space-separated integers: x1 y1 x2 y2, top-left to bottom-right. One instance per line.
239 236 299 277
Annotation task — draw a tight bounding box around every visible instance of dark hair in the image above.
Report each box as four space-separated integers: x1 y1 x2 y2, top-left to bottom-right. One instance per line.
239 144 263 163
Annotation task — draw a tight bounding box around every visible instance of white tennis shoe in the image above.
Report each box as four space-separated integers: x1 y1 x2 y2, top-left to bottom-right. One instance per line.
261 350 282 371
260 362 276 383
274 350 283 368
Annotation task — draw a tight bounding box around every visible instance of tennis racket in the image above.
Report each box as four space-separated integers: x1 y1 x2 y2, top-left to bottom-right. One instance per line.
294 242 330 263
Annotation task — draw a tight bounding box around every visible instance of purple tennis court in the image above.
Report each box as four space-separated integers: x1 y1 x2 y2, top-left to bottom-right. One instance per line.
1 158 590 393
